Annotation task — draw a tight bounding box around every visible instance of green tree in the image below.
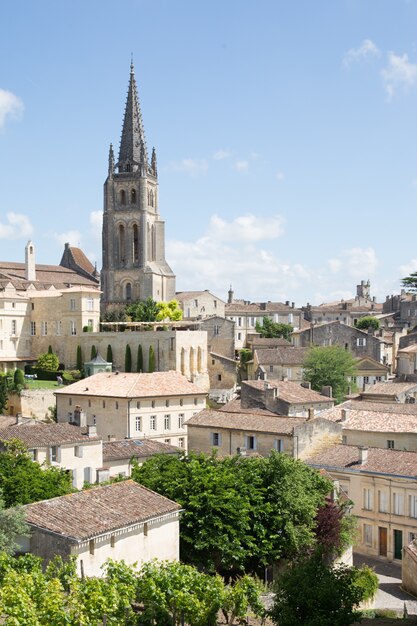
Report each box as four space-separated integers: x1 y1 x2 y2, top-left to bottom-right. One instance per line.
76 345 83 371
13 369 25 388
132 451 330 576
126 296 160 322
102 306 128 323
47 345 53 355
303 345 357 403
36 352 59 372
270 556 377 626
125 344 132 372
137 344 143 372
355 316 380 331
0 492 29 555
0 440 73 507
402 271 417 292
255 316 293 340
156 299 183 321
148 345 155 373
0 377 8 414
106 344 113 364
90 345 97 360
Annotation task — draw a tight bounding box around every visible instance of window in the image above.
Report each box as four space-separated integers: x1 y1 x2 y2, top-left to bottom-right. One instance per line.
393 492 404 516
170 338 174 351
41 321 47 336
238 317 242 327
29 449 38 462
70 321 76 335
363 488 373 510
245 435 256 450
237 332 242 341
250 317 255 326
30 321 36 336
194 398 198 406
31 303 34 310
180 399 183 407
212 359 215 365
214 324 220 335
178 414 184 429
164 438 171 444
135 416 142 432
151 400 155 408
102 400 106 408
143 522 148 536
86 297 94 311
275 439 283 452
410 532 417 543
11 320 16 335
88 400 91 408
269 365 274 373
120 189 126 205
217 374 222 381
50 446 59 463
150 415 157 430
364 524 373 546
363 376 369 384
165 399 170 407
356 337 367 347
70 298 76 311
74 446 83 458
110 535 115 548
115 401 119 410
409 495 417 519
89 539 95 555
194 299 198 307
178 437 185 448
387 440 395 449
131 189 136 204
56 320 61 335
211 432 221 446
286 368 292 380
164 414 170 430
69 398 72 406
378 491 388 513
342 435 347 444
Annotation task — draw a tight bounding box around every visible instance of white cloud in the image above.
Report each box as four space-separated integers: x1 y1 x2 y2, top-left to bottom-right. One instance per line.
213 149 231 160
0 212 33 239
54 230 82 248
169 158 208 176
345 247 378 278
381 51 417 98
0 89 24 129
399 259 417 276
343 39 380 67
208 213 285 243
235 160 249 172
276 170 285 181
90 210 102 239
328 259 342 274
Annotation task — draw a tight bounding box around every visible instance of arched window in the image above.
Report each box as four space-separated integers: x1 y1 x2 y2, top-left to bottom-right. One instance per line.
125 283 132 301
133 224 139 263
120 189 126 205
131 189 136 204
118 225 125 264
125 163 131 172
149 189 154 207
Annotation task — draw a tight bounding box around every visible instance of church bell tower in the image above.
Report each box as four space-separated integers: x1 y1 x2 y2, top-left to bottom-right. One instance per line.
101 62 176 312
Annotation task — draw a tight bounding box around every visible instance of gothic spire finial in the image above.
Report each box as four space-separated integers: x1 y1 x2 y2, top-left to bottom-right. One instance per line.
117 62 148 172
108 143 115 177
151 147 158 177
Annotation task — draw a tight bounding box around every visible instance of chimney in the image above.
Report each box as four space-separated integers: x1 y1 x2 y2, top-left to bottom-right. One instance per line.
358 446 368 465
264 381 270 390
321 385 333 398
15 413 24 425
87 424 97 438
25 241 36 282
332 479 340 502
282 375 288 382
285 300 290 306
107 434 116 442
291 302 295 309
301 381 311 389
340 408 349 422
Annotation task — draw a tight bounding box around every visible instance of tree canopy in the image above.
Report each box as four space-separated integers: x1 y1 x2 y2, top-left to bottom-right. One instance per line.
401 271 417 293
125 297 182 323
132 451 331 576
0 440 73 507
36 352 59 372
255 316 293 340
355 316 380 331
0 493 29 555
303 345 357 403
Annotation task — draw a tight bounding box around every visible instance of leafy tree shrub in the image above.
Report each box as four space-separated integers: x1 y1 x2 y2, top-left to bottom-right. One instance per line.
0 377 7 414
148 345 155 373
156 299 183 321
47 345 53 355
270 556 376 626
0 492 29 554
303 345 357 403
126 296 160 322
402 271 417 292
314 500 357 559
13 369 25 388
255 316 293 340
125 344 132 372
355 316 380 331
106 344 113 364
137 344 143 372
36 352 59 372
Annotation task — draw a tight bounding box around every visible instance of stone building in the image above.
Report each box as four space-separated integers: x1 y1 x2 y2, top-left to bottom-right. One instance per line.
101 63 175 311
247 346 309 382
176 290 226 319
21 481 181 577
240 379 335 417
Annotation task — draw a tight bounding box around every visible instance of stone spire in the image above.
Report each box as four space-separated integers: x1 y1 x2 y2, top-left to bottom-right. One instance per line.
151 147 158 177
108 143 114 177
117 61 148 172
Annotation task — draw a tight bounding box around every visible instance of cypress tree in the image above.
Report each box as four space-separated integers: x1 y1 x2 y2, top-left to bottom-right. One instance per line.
91 345 97 360
106 344 113 364
14 369 24 387
125 344 132 372
137 344 143 373
76 345 83 371
48 345 53 355
0 378 8 414
148 345 155 373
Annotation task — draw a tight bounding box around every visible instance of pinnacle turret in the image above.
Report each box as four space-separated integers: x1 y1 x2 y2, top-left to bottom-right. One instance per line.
117 63 148 173
151 147 157 177
108 143 115 177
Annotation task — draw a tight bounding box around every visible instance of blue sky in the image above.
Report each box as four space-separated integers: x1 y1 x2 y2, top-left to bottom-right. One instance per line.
1 0 417 305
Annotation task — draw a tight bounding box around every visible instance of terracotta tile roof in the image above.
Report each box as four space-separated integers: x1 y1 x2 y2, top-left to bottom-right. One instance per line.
361 381 417 397
219 398 279 416
243 380 334 405
307 444 417 478
176 290 224 302
399 344 417 354
253 347 309 365
24 480 181 541
345 400 417 415
67 247 95 275
55 371 206 399
226 302 300 314
0 416 18 428
103 438 180 461
0 422 100 447
249 338 292 348
185 408 305 434
0 262 99 289
318 404 417 434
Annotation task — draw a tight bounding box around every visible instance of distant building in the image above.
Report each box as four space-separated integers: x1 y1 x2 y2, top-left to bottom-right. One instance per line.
176 290 226 319
241 379 335 416
103 438 180 478
21 481 181 576
247 346 309 382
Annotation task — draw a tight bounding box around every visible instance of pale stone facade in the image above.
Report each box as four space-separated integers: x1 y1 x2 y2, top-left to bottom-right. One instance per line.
176 291 226 319
101 64 175 311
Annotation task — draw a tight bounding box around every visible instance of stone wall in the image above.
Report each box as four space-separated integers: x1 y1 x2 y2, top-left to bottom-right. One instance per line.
8 389 56 419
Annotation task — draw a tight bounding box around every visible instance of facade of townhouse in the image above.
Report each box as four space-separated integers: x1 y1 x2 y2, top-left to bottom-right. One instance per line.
350 357 389 390
0 420 103 489
397 344 417 379
22 481 181 576
247 346 310 382
240 379 334 416
225 300 302 351
307 444 417 561
103 438 180 478
55 370 207 448
176 291 226 319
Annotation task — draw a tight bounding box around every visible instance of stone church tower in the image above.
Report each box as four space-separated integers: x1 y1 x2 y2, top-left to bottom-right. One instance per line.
101 63 176 311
